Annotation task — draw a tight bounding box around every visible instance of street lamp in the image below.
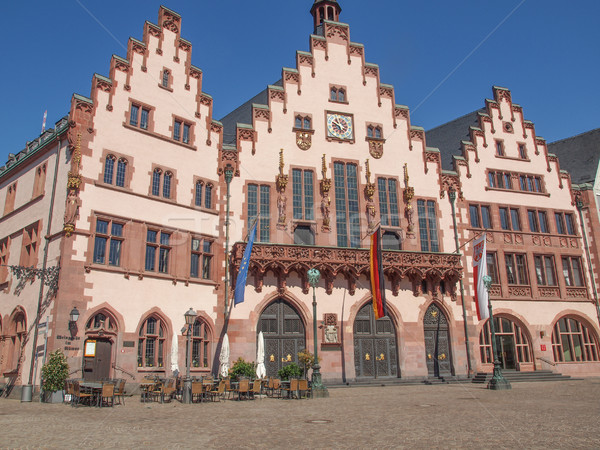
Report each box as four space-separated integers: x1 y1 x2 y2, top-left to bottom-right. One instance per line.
307 268 329 398
483 275 511 390
68 307 80 338
182 308 197 404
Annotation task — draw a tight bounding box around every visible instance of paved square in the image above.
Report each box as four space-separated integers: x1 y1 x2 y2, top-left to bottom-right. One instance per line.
1 380 599 448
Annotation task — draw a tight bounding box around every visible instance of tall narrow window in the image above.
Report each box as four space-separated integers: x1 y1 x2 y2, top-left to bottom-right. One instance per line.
173 121 181 141
93 218 123 266
138 316 166 368
145 230 157 271
0 238 9 284
417 199 439 252
163 172 172 198
130 105 139 126
32 164 47 198
162 69 169 88
518 144 527 159
204 184 212 209
510 208 521 231
20 222 39 267
469 205 481 228
183 123 190 144
377 178 399 227
499 207 510 231
158 232 171 274
534 255 556 286
195 181 203 207
103 155 115 184
247 184 271 242
334 162 360 248
528 210 539 232
152 169 161 196
140 108 149 130
191 319 211 369
487 252 499 284
481 206 492 229
495 140 505 156
562 257 584 287
538 211 548 233
505 253 528 285
565 213 576 235
115 158 127 187
292 169 314 221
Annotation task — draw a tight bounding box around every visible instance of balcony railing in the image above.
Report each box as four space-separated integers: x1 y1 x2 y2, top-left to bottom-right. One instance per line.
231 242 462 299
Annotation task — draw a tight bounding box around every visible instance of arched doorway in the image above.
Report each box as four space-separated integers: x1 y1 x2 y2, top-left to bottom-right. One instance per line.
423 303 453 377
479 316 532 370
83 311 117 381
3 309 26 376
258 299 305 378
353 303 398 378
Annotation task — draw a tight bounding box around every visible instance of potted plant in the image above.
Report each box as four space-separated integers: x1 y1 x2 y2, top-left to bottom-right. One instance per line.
297 349 319 379
41 349 69 403
277 362 303 381
229 357 256 381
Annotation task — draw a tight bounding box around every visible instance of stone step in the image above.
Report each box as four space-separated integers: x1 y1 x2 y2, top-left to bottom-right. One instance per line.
471 370 578 384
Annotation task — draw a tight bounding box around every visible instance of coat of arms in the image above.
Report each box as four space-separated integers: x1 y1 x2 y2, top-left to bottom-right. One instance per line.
296 131 312 150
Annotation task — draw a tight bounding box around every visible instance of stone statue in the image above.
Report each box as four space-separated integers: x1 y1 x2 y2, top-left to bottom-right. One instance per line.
366 200 376 231
277 194 286 224
64 190 81 227
321 195 331 227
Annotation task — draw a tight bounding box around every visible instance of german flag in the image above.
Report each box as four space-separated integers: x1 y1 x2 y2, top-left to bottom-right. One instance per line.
370 226 387 319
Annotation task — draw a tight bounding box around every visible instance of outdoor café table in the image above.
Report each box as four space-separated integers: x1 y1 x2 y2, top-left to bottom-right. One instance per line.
279 380 300 399
79 381 102 406
139 381 157 403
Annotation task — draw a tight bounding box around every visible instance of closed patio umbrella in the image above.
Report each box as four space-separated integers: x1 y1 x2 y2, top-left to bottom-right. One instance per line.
219 333 230 378
256 331 266 379
170 334 179 376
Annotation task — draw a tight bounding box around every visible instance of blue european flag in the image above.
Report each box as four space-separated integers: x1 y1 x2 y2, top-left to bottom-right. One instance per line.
234 222 257 305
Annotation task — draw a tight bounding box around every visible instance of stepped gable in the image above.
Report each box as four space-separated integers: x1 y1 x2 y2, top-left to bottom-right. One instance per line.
548 128 600 185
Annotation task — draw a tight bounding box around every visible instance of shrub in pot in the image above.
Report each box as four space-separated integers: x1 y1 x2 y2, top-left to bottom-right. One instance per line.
229 357 256 381
278 362 303 380
41 350 69 403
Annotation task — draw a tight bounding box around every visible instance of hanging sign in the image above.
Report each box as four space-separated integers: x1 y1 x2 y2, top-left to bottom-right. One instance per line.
84 340 97 357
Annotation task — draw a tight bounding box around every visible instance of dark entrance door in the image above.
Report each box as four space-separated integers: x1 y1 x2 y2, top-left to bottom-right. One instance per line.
496 335 517 370
83 339 112 381
423 303 452 377
258 299 305 378
353 303 398 378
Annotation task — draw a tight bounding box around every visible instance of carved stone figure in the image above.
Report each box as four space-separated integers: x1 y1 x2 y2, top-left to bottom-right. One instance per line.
366 200 376 231
325 325 338 343
277 194 286 226
64 190 81 228
321 195 331 229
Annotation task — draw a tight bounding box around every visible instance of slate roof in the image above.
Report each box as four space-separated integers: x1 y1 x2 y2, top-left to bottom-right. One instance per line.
219 79 283 146
547 128 600 185
425 109 484 170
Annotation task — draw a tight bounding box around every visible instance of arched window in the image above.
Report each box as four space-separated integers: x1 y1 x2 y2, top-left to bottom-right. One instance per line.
375 127 382 139
195 181 203 207
4 311 26 372
191 318 211 369
327 6 334 20
163 172 172 198
162 69 170 88
479 317 531 368
103 155 115 184
152 169 161 196
204 184 212 209
552 317 599 362
138 316 166 368
295 116 302 128
116 158 127 187
338 89 345 102
330 87 337 101
303 117 311 129
367 126 374 138
86 311 117 332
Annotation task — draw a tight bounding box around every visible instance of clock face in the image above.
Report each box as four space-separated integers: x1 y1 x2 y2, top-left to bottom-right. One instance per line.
327 113 353 140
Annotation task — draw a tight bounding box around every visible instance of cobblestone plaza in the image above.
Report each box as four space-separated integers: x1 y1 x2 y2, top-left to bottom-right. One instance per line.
1 380 599 448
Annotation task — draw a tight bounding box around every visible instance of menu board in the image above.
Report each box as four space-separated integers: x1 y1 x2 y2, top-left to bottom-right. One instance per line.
84 340 96 357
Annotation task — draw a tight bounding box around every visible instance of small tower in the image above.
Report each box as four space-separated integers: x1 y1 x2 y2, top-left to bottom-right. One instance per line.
310 0 342 35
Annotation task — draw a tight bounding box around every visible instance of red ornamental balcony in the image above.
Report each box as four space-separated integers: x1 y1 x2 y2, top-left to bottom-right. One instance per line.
230 242 463 300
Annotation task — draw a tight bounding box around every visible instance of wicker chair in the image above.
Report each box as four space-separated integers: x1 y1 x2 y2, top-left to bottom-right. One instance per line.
72 381 92 407
281 378 299 399
249 379 262 400
191 380 204 403
99 383 115 407
208 380 226 402
233 378 250 400
298 379 310 399
113 379 126 405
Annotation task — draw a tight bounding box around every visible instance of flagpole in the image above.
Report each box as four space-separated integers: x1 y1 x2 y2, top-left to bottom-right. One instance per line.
483 275 511 390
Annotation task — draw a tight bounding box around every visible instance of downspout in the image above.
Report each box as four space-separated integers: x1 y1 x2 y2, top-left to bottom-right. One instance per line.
449 188 473 377
223 168 233 320
576 198 600 329
23 137 63 400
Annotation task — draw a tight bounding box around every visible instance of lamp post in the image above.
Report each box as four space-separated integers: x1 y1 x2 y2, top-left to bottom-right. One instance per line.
182 308 197 404
307 268 328 398
483 275 511 390
68 307 80 337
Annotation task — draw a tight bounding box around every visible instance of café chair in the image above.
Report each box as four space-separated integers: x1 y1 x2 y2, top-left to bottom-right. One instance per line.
72 381 92 407
298 379 310 399
208 380 226 402
114 379 126 405
249 379 262 400
99 383 115 407
191 380 204 403
233 378 250 401
281 378 299 399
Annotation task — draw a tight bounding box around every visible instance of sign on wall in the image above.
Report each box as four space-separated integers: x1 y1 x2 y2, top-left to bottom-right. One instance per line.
84 340 97 357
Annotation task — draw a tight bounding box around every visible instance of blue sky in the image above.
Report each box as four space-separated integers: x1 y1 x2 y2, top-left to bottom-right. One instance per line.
1 1 598 164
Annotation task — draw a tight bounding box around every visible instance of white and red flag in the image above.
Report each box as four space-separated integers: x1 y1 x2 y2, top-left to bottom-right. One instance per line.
41 110 47 133
472 233 490 320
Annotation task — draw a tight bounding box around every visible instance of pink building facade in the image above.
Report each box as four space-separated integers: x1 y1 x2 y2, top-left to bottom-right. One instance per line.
0 2 598 395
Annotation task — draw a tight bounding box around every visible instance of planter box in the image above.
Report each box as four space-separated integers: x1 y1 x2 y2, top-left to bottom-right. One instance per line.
42 390 65 403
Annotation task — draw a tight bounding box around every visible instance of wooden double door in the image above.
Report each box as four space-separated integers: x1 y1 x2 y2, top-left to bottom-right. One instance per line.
258 299 306 378
353 303 398 378
423 304 453 377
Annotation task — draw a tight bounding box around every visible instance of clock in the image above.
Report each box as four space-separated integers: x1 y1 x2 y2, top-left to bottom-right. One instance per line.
327 113 353 140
